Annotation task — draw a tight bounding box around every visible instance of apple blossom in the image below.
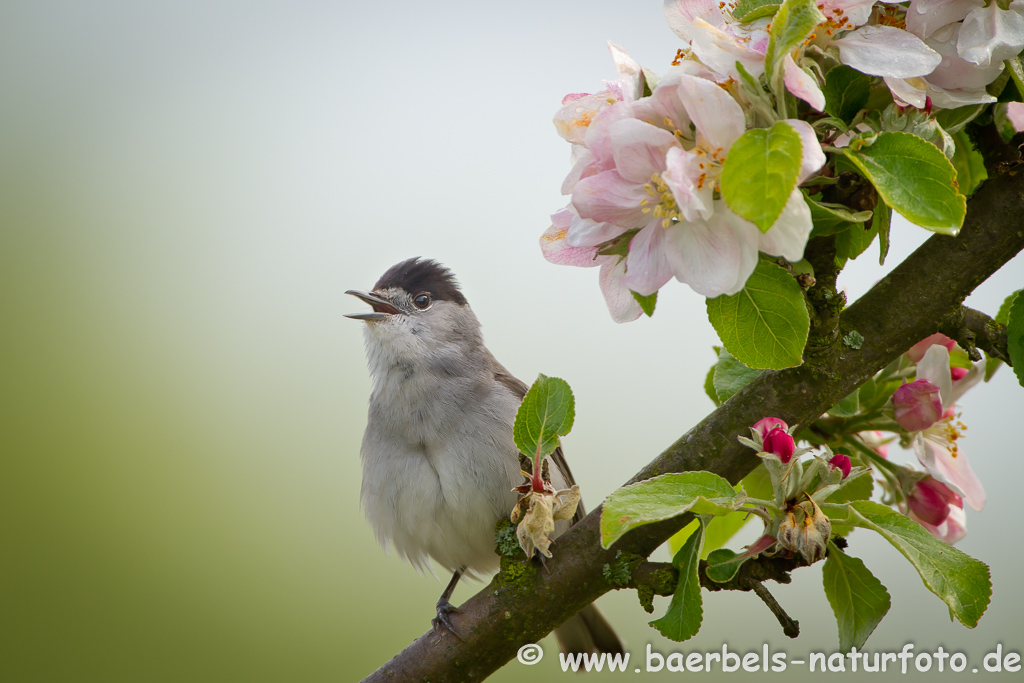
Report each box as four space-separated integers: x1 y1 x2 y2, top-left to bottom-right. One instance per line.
828 453 853 479
753 416 789 439
763 427 797 463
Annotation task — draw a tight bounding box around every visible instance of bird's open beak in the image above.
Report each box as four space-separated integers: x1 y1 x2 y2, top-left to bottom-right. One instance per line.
345 290 400 321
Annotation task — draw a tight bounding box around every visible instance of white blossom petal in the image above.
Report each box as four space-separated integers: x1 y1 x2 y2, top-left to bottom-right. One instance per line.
957 1 1024 67
663 146 714 221
689 17 767 80
608 119 677 183
757 189 813 262
906 0 981 40
916 345 954 407
1008 101 1024 131
540 220 600 268
663 210 758 297
834 25 942 78
783 119 827 184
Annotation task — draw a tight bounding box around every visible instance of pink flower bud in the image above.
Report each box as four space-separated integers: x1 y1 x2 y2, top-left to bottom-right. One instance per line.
950 366 968 381
828 454 852 479
762 427 796 463
892 379 943 432
907 478 962 527
906 333 955 363
753 417 788 440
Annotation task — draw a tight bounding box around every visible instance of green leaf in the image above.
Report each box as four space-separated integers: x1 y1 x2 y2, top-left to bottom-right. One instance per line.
1006 56 1024 100
707 259 810 369
842 501 992 627
822 544 891 650
705 548 746 583
713 347 761 402
1006 291 1024 389
830 388 859 417
632 290 657 317
765 0 825 79
835 222 877 263
733 0 780 21
721 121 803 233
875 201 891 265
669 465 773 556
601 472 740 548
951 129 988 197
840 132 966 234
988 289 1021 381
651 518 705 641
807 195 873 238
512 374 575 461
822 65 871 123
935 104 985 135
826 469 873 504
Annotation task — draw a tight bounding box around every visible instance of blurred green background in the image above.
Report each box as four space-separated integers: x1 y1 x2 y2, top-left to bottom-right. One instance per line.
2 2 1021 680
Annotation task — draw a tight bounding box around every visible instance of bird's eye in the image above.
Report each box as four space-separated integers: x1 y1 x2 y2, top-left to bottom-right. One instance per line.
412 293 432 310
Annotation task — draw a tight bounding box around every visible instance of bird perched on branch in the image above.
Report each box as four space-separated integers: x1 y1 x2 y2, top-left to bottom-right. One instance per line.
346 257 622 656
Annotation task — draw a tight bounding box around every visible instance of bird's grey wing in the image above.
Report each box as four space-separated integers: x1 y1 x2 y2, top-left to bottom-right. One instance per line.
493 366 586 525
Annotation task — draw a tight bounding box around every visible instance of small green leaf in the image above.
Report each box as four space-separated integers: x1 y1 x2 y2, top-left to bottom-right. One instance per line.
765 0 825 79
935 104 986 135
807 195 873 238
875 201 892 265
512 374 575 461
822 544 891 650
721 121 803 233
951 129 988 197
842 501 992 627
822 65 871 123
707 259 810 369
733 0 780 21
713 347 761 402
704 363 721 407
651 518 705 641
601 472 740 548
632 290 657 317
830 388 859 417
826 468 874 505
840 132 966 234
1006 291 1024 389
705 548 748 583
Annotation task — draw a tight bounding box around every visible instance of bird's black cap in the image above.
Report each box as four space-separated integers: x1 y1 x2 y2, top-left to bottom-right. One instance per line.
373 258 468 306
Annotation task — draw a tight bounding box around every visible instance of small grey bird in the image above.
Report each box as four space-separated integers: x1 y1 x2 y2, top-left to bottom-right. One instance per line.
346 257 622 656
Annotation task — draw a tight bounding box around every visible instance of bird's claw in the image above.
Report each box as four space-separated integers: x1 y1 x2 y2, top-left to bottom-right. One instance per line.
432 599 464 640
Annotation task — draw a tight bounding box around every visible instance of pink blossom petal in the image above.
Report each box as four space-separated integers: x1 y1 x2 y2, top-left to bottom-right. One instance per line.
822 0 880 27
566 214 627 248
834 25 942 78
893 379 944 431
907 477 961 526
828 454 852 479
608 118 677 183
906 332 956 362
783 55 825 112
914 432 986 510
677 73 747 151
948 360 985 405
688 18 767 79
608 41 644 102
599 258 643 322
663 0 724 39
757 189 813 262
632 66 697 134
763 427 796 463
572 170 650 226
1008 101 1024 131
620 223 674 296
540 221 599 268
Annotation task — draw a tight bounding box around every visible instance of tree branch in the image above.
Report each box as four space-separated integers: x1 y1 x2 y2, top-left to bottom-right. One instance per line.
361 169 1024 683
942 306 1013 364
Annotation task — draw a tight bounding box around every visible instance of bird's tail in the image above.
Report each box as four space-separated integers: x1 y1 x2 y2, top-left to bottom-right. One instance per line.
553 603 624 657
